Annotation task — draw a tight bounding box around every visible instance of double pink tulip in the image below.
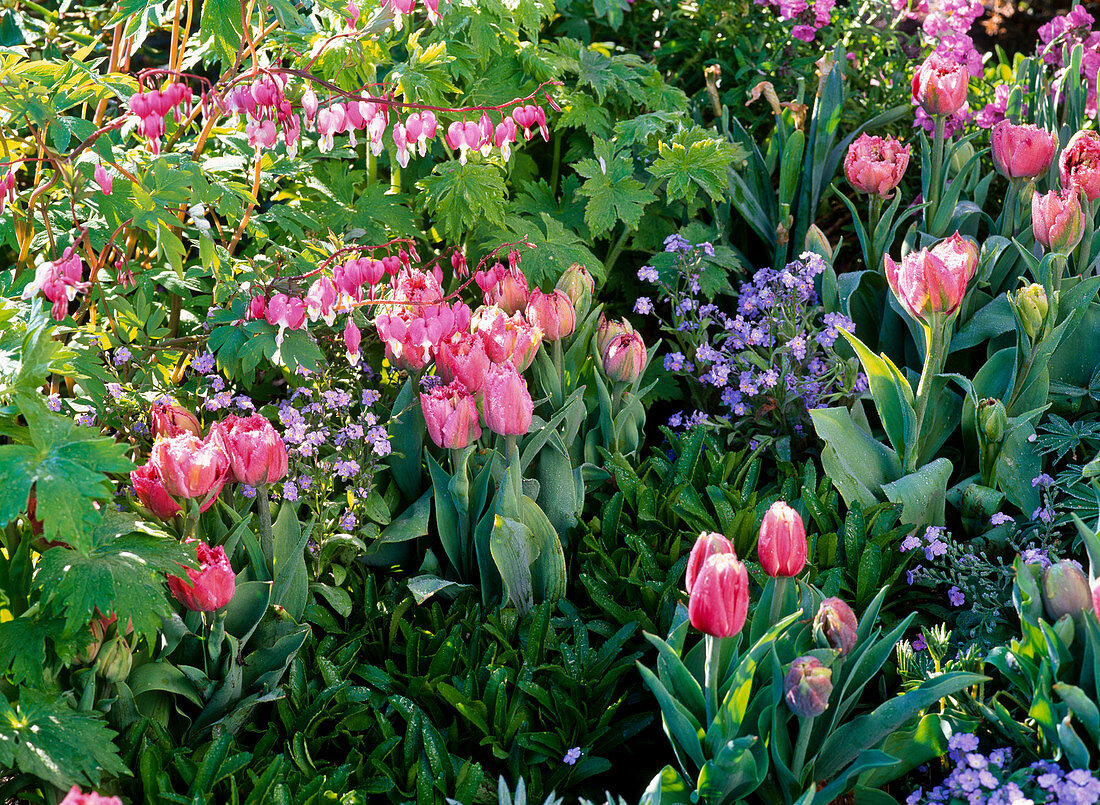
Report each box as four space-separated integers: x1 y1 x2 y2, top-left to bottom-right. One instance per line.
991 121 1056 180
131 462 183 519
473 306 543 371
436 331 491 393
526 288 576 341
757 501 807 578
602 331 647 383
1060 130 1100 201
150 402 202 440
59 787 122 805
884 232 978 323
167 540 236 612
844 133 910 197
1032 189 1085 253
911 53 969 116
420 381 482 449
481 361 533 436
210 414 289 486
149 433 230 504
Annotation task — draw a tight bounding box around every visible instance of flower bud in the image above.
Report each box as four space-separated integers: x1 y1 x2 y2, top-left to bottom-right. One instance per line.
844 133 910 197
977 398 1007 444
757 501 808 577
1060 130 1100 201
911 53 969 116
991 121 1057 181
602 331 647 384
556 263 595 313
595 314 635 357
76 613 115 665
948 141 975 175
1032 189 1084 254
420 380 482 449
167 540 237 612
785 656 833 718
525 288 576 342
803 223 833 261
688 552 749 637
1011 283 1050 339
813 597 858 656
1042 560 1092 621
685 531 735 595
94 635 133 683
150 402 202 440
208 414 288 486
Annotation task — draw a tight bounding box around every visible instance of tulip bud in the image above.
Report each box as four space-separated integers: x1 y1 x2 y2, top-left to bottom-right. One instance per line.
803 224 833 261
209 414 288 486
1060 130 1100 201
1042 560 1092 621
688 552 749 637
150 402 202 440
814 598 858 656
977 398 1007 444
76 614 114 665
595 314 634 357
1011 283 1050 339
556 263 595 313
948 141 975 175
685 531 735 595
784 656 833 718
481 362 533 436
1032 189 1084 254
420 380 482 449
991 121 1057 180
602 331 647 384
757 501 808 577
911 53 969 116
94 635 133 683
844 133 910 197
167 540 237 612
526 288 576 342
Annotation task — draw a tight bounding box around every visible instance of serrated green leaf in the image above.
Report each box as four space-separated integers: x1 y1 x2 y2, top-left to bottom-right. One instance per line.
575 139 655 237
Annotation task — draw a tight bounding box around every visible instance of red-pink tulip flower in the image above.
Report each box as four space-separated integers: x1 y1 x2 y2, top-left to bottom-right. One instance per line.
167 540 236 612
481 361 534 436
685 531 735 594
150 434 229 503
436 331 491 393
933 232 980 283
595 314 635 357
844 133 911 197
688 552 749 637
482 267 529 315
911 53 969 116
59 786 123 805
210 414 288 486
1060 130 1100 201
884 235 975 323
991 121 1056 180
602 331 647 383
473 306 544 370
1092 580 1100 624
1032 188 1085 253
130 462 183 518
420 380 483 449
526 288 577 341
814 597 859 655
757 501 808 577
150 402 202 440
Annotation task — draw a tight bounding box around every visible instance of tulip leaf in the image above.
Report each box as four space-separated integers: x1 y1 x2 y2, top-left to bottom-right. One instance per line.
640 766 695 805
810 406 901 507
386 376 426 502
223 581 272 645
520 495 567 605
271 502 309 621
489 515 539 615
636 662 706 770
1055 683 1100 743
837 329 914 463
812 749 898 804
881 458 953 528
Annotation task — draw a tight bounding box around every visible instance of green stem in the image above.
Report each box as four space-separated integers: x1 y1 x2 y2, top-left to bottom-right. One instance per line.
768 576 790 628
1077 197 1098 279
704 633 722 724
550 130 562 197
791 715 816 782
927 116 946 234
257 483 273 572
867 194 884 272
552 339 564 409
907 317 947 474
1001 179 1020 240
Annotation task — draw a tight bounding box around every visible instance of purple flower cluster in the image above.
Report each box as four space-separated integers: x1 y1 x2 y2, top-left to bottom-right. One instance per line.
1037 6 1100 118
909 734 1100 805
753 0 835 42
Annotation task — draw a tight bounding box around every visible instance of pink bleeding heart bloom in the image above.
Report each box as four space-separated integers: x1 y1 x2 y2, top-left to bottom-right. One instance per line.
685 531 735 595
477 112 494 157
393 122 411 168
494 117 518 160
423 0 440 22
473 305 544 371
94 164 114 195
884 233 977 323
209 414 288 486
525 288 576 341
59 786 123 805
844 133 910 197
911 52 969 116
445 120 468 161
150 433 230 503
991 121 1056 180
344 317 362 365
757 501 808 578
167 540 236 612
420 380 482 449
436 330 491 392
418 111 438 154
346 0 360 27
481 361 533 436
247 294 267 321
374 267 467 369
1032 188 1085 253
265 293 307 343
21 247 88 321
1060 130 1100 202
130 462 183 519
305 276 338 325
688 552 749 638
301 89 319 122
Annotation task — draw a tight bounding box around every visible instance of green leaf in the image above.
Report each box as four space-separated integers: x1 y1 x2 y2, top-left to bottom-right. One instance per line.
838 329 915 462
575 139 656 238
417 161 508 241
199 0 243 66
810 407 901 507
649 127 744 205
881 458 953 528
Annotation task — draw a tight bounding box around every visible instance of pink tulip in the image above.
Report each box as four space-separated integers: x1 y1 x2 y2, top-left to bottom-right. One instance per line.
784 656 833 718
911 53 969 116
602 331 647 383
484 268 529 315
844 133 910 197
473 306 543 370
1092 580 1100 624
94 164 113 195
150 434 230 502
1033 188 1087 253
1060 130 1100 201
685 531 735 595
556 263 595 310
59 786 123 805
688 552 749 637
991 121 1056 180
420 380 482 449
595 314 636 357
481 362 533 436
209 414 288 486
130 462 183 518
525 288 576 341
167 540 236 612
884 234 976 323
757 501 807 578
436 330 490 392
150 402 203 440
814 597 859 655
